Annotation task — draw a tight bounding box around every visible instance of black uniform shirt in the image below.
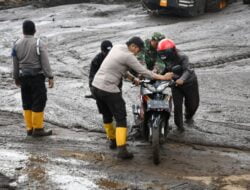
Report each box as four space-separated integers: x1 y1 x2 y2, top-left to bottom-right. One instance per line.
89 52 106 88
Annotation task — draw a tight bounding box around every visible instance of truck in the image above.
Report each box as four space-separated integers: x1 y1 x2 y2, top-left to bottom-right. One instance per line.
141 0 235 16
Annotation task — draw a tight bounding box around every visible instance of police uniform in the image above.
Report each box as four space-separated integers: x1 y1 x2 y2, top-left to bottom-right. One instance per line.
12 35 53 135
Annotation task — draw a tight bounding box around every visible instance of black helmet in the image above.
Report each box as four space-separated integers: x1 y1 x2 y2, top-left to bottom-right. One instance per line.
126 36 144 50
101 40 113 53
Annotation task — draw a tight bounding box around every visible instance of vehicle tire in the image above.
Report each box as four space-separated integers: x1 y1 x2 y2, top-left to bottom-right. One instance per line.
206 0 227 12
150 113 164 165
188 0 206 16
141 121 148 140
141 113 149 141
141 0 159 10
243 0 250 4
152 123 160 165
164 119 170 140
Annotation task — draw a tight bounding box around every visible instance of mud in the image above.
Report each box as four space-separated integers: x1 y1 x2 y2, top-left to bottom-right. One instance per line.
0 0 250 189
0 111 250 189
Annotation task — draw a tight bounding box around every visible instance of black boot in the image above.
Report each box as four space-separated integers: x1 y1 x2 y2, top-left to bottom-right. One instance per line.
109 139 117 149
185 118 194 125
177 125 185 133
32 128 52 137
117 145 134 159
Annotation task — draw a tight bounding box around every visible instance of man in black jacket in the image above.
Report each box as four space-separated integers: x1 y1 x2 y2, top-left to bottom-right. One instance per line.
157 39 200 133
88 40 113 94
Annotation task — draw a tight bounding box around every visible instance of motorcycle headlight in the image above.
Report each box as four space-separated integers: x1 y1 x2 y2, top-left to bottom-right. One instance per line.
156 83 169 92
145 84 156 92
162 87 171 95
142 87 153 94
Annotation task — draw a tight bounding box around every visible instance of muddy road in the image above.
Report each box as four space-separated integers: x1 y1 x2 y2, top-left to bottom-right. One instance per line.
0 1 250 189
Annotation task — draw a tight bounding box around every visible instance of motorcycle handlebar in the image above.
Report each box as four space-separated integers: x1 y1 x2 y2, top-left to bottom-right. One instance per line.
139 79 176 87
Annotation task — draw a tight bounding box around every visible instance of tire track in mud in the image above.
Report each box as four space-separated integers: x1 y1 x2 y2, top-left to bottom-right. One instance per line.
168 119 250 151
54 51 250 80
0 173 14 190
191 52 250 68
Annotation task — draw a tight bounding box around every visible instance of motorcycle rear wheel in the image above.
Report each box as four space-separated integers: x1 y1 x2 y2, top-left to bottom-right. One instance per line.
151 113 165 165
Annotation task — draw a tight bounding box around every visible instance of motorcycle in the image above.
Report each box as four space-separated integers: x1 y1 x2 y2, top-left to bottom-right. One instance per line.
132 65 182 165
132 79 174 165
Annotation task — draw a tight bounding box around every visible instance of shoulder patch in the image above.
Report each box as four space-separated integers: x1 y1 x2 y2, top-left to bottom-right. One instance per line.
36 38 40 55
11 39 19 57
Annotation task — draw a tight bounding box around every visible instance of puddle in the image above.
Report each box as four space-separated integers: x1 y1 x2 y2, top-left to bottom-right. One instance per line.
28 155 49 163
0 149 27 161
0 66 10 73
96 178 127 190
58 150 107 162
52 175 98 190
0 149 27 177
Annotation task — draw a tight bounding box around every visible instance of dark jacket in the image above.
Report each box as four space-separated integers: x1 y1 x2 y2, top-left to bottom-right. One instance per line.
89 52 106 88
162 50 197 85
89 51 123 90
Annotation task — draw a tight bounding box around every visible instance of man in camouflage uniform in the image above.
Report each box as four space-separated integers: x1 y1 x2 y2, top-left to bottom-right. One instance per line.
137 32 165 71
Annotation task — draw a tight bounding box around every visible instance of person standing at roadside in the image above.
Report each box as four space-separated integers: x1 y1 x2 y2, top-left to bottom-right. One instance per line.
157 39 200 133
12 20 54 137
92 36 173 159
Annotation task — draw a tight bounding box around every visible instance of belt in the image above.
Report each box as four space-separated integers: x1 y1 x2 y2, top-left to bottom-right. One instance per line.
19 68 42 77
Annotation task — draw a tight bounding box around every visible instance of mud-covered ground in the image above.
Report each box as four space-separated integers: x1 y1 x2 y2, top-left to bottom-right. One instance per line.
0 1 250 189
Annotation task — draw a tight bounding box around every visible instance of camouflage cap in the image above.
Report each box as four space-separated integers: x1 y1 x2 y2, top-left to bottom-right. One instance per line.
151 32 165 42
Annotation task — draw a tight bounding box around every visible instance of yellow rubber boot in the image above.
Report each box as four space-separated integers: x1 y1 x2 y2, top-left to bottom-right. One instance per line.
23 110 33 135
103 123 116 140
32 112 52 137
32 112 44 129
103 123 116 149
116 127 133 159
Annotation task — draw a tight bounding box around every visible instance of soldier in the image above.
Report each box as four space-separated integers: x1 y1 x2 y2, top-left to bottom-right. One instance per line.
137 32 165 70
12 20 54 137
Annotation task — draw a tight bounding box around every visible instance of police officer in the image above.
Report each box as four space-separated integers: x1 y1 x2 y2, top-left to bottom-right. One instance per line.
157 39 200 133
137 32 165 70
12 20 54 137
92 36 173 159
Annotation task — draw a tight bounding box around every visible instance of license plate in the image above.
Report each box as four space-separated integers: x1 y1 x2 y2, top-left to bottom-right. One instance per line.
160 0 168 7
147 100 169 110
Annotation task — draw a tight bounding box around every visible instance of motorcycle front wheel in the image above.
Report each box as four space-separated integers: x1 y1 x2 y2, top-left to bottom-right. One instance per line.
152 124 160 165
150 113 165 165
